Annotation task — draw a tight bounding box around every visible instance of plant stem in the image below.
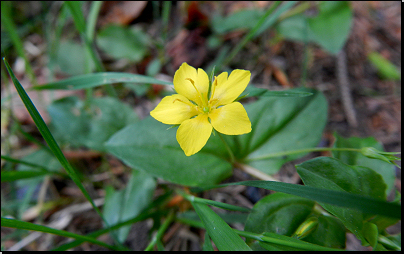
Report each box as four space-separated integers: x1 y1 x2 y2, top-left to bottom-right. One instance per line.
144 210 175 251
216 131 235 164
245 147 361 162
234 229 339 251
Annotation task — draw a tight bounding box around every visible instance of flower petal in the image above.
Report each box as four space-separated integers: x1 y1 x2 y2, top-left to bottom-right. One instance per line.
176 114 212 156
173 62 209 106
209 102 251 135
150 94 199 124
211 69 251 106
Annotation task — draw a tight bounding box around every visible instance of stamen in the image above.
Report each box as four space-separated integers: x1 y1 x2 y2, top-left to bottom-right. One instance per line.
186 78 206 106
173 98 196 108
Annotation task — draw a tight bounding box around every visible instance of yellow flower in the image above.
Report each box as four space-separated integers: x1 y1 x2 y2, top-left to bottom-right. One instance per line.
150 62 252 156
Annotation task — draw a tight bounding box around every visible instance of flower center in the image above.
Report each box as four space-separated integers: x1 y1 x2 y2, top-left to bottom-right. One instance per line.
185 76 219 115
202 106 210 113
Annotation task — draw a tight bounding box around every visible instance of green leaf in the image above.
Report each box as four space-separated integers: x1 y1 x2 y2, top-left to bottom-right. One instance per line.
97 25 149 62
183 194 251 212
277 14 314 43
32 72 172 90
332 133 396 196
1 217 120 250
307 1 353 54
211 9 264 34
33 72 173 90
203 230 215 251
363 222 379 249
64 1 86 34
48 96 138 151
301 215 346 249
245 193 315 236
277 1 353 55
103 170 156 242
1 154 66 182
257 232 338 251
192 202 252 251
56 40 95 76
105 117 232 186
239 88 327 174
296 156 387 244
368 52 401 80
2 170 55 182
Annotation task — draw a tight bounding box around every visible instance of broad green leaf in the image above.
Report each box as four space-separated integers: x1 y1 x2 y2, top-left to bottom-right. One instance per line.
105 117 232 186
332 133 396 196
307 1 353 54
277 15 314 43
296 156 387 244
56 40 95 75
192 202 252 251
97 25 149 63
32 72 172 90
245 193 315 236
1 217 121 250
211 9 264 34
238 88 327 174
48 96 138 152
103 170 156 242
277 1 353 55
368 52 401 80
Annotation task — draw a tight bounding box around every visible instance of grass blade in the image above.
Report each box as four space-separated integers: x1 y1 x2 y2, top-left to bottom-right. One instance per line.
1 170 63 182
2 57 126 249
192 180 401 219
1 217 120 250
182 193 251 212
32 72 173 90
192 202 252 251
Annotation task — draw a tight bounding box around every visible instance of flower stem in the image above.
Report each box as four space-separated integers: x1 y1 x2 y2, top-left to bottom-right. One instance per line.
245 147 361 162
216 131 235 164
144 210 175 251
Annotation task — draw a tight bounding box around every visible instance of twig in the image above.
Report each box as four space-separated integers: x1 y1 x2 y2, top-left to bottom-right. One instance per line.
337 50 358 127
235 163 279 181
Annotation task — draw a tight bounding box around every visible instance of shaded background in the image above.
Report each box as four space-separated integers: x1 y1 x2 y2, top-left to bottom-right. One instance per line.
1 1 401 251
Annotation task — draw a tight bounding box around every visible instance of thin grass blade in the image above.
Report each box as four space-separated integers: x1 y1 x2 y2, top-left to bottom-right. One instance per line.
192 180 401 219
1 217 120 250
32 72 173 90
2 58 125 248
